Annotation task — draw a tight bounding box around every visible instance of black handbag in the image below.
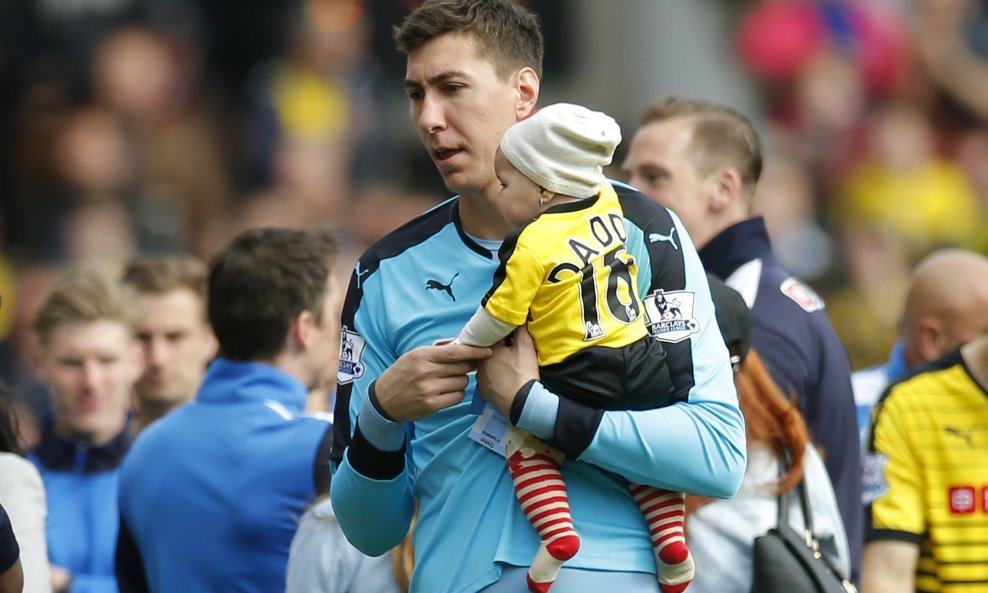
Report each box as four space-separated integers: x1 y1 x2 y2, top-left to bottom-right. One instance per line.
750 455 857 593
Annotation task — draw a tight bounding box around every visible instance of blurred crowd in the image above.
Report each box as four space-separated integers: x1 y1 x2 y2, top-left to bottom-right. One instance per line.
735 0 988 373
0 2 986 593
0 0 446 439
0 0 986 443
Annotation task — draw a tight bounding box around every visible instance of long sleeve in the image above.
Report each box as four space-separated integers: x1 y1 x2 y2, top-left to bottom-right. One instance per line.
330 452 415 557
518 379 746 498
457 308 516 347
583 398 746 497
330 265 416 557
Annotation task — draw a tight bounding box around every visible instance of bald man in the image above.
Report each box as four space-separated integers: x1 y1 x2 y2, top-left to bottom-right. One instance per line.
852 248 988 444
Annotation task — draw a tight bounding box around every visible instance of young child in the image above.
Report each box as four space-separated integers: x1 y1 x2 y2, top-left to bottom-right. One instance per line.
456 103 694 593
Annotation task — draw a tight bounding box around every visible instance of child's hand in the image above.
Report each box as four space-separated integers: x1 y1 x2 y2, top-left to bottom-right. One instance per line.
476 326 539 419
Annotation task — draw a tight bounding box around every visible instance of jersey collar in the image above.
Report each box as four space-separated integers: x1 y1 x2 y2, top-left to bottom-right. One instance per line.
32 412 132 473
451 198 497 259
700 217 776 279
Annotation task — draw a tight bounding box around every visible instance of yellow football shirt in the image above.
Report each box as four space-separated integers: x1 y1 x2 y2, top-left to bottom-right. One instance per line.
866 351 988 592
482 184 648 366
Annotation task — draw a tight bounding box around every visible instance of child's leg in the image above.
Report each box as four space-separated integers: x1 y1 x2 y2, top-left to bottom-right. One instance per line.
627 482 694 593
506 427 581 593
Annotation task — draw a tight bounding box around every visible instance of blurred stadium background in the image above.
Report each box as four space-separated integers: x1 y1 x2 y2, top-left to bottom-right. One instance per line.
1 0 986 444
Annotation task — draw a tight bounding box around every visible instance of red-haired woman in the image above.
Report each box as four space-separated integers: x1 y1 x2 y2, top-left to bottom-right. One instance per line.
686 278 852 593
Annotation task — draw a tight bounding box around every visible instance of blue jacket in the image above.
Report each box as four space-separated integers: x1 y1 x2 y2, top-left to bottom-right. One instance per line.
116 359 333 593
29 413 132 593
700 217 863 578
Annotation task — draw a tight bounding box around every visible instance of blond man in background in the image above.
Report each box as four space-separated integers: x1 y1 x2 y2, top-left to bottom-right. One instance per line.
121 255 216 433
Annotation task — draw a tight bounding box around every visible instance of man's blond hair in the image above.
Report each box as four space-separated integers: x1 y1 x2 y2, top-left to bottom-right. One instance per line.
640 97 763 197
122 254 208 320
33 266 139 346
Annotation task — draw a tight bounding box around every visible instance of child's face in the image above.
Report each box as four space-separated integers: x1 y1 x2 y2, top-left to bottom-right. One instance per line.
494 148 544 227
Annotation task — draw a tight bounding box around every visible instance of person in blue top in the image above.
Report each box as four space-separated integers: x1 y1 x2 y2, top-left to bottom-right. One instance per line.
29 267 144 593
115 227 342 593
624 96 863 579
329 2 747 593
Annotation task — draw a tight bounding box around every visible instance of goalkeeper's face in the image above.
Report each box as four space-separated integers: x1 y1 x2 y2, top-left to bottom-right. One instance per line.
405 32 537 204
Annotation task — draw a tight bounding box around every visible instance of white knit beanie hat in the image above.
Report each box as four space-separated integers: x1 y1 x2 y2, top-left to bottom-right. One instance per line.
500 103 622 199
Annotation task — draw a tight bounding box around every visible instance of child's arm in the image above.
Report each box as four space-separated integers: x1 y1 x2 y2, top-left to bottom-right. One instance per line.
456 307 517 347
459 227 538 347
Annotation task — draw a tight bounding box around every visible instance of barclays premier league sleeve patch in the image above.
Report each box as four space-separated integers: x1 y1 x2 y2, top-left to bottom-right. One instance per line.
337 327 366 385
643 289 700 343
862 453 889 504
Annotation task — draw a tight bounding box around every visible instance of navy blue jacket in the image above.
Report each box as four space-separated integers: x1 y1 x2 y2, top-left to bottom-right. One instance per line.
701 217 863 578
116 359 333 593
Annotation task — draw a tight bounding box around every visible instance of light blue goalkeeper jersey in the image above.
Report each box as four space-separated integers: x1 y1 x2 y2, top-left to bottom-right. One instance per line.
330 182 746 593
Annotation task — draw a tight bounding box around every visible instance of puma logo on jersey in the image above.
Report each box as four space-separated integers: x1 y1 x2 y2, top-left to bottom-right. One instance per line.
945 425 978 447
355 262 370 289
426 273 459 301
648 226 678 250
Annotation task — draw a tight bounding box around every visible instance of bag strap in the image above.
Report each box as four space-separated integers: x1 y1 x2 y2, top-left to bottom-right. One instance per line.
775 448 814 535
797 460 815 534
775 453 791 527
776 448 859 593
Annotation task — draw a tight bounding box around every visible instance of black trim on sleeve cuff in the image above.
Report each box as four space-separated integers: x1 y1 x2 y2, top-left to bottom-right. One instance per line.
347 424 405 480
509 379 538 425
865 527 923 546
546 397 604 459
368 380 397 422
